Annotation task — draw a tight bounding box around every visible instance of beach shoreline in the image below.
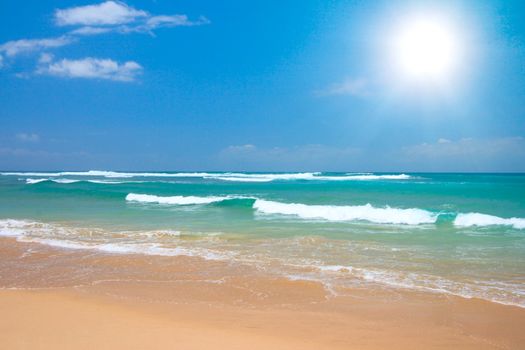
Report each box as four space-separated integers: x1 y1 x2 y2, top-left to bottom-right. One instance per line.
1 237 524 349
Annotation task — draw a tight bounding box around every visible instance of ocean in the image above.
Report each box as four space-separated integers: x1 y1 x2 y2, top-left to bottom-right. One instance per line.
0 171 524 307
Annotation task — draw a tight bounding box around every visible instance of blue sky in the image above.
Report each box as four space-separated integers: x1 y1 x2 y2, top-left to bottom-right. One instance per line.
1 0 524 171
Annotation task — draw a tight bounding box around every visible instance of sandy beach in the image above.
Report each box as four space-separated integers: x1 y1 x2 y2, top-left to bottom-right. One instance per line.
1 237 524 350
3 0 525 348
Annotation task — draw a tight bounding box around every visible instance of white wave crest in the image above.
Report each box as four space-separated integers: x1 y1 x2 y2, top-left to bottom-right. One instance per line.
342 174 412 180
125 193 235 205
87 180 127 184
4 170 413 182
25 178 140 185
208 173 320 182
210 173 412 182
253 199 436 225
454 213 525 229
7 170 133 178
25 178 49 184
55 179 79 184
26 178 80 184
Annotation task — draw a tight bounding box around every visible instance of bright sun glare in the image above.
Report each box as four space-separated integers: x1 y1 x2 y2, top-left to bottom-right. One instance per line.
393 17 459 82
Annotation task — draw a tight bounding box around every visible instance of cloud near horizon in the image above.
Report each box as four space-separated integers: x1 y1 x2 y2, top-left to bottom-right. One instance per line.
218 144 363 171
15 133 40 143
398 137 525 171
216 137 525 172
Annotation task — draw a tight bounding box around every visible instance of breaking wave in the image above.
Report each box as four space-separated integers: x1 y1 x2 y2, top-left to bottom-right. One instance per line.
25 178 130 185
454 213 525 230
125 193 246 205
253 199 437 225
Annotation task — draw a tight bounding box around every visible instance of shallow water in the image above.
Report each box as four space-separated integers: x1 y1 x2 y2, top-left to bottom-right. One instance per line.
0 171 524 306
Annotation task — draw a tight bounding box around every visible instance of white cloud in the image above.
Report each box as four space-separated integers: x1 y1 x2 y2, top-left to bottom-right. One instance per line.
15 133 40 142
0 36 72 57
0 2 209 78
315 78 368 97
222 144 257 153
70 26 114 36
145 15 210 29
69 14 210 36
54 1 209 34
38 53 54 64
55 1 147 26
39 57 142 82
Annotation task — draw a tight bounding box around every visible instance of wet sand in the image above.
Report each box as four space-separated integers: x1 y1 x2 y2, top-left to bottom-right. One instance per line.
1 237 524 349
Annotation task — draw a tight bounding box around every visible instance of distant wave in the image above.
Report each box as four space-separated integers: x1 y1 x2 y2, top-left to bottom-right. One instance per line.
3 170 414 182
25 178 49 184
26 178 80 184
454 213 525 229
25 178 127 185
5 170 132 178
125 193 246 205
342 174 412 180
207 172 320 182
253 199 437 225
210 173 412 182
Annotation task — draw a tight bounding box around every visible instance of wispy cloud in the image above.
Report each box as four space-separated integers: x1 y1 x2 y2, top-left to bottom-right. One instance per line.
69 26 113 36
56 1 209 36
315 78 368 97
55 1 147 26
0 1 209 78
15 133 40 143
38 53 54 64
144 15 210 29
0 36 72 57
70 14 210 36
38 57 142 82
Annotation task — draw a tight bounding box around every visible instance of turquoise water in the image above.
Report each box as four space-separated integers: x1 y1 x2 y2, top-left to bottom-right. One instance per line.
1 171 524 306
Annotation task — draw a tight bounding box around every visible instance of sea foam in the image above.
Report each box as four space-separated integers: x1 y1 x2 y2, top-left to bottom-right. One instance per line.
454 213 525 229
253 199 437 225
0 219 229 260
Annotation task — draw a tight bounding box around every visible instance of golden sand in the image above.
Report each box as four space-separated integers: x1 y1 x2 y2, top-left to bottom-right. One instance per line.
1 237 524 349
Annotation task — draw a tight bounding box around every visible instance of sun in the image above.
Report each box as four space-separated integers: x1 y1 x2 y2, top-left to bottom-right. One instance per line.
392 16 459 82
